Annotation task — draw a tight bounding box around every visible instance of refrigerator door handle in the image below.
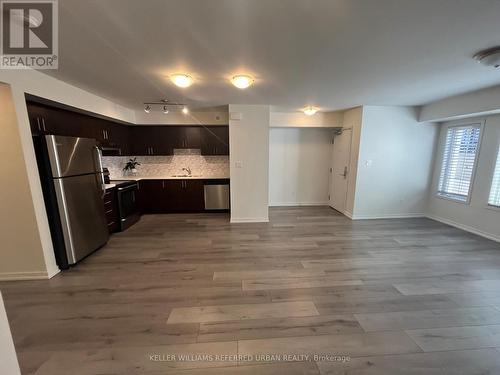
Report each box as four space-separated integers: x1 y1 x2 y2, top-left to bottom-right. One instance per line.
93 146 106 198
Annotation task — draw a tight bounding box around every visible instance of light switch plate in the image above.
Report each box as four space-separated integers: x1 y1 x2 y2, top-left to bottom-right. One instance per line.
230 112 242 121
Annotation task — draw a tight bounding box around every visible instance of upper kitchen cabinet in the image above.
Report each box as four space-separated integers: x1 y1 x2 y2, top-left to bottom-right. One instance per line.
200 126 229 155
166 126 201 149
129 126 172 156
94 120 131 155
27 102 82 137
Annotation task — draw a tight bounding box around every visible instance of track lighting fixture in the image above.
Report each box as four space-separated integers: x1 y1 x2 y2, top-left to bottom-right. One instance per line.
142 99 186 114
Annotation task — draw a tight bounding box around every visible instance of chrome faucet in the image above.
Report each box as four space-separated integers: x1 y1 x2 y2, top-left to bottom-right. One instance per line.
182 167 192 176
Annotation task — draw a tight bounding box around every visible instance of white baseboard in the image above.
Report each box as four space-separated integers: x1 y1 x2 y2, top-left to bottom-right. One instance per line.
47 267 60 279
230 217 269 223
349 213 426 220
425 214 500 243
269 202 329 207
343 210 354 219
0 271 49 281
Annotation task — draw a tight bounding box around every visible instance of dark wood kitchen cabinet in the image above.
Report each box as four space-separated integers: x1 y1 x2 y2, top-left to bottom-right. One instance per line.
103 188 119 233
93 119 129 153
166 126 201 150
129 126 172 156
138 179 169 213
28 102 82 137
201 126 229 155
165 180 204 212
26 97 229 157
138 179 204 213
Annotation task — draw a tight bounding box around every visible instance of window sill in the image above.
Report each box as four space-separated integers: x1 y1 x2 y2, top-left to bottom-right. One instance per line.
486 204 500 212
435 193 470 205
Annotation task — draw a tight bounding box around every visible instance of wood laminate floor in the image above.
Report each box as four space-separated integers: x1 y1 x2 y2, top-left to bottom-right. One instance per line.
2 206 500 374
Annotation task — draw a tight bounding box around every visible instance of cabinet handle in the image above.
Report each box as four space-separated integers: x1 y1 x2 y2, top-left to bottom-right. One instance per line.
162 181 165 189
42 118 46 132
106 130 109 139
151 147 154 155
36 118 41 132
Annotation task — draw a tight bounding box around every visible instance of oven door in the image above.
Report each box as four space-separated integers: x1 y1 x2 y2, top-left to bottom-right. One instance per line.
117 184 140 230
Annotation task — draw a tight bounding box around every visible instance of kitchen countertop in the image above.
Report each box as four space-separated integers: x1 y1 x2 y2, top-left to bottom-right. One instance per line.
116 176 230 181
104 183 116 189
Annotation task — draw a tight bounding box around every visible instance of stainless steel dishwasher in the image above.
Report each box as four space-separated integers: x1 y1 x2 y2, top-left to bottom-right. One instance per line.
204 182 230 210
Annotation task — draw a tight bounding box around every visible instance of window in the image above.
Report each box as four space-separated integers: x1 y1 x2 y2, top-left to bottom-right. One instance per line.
489 146 500 208
437 124 481 203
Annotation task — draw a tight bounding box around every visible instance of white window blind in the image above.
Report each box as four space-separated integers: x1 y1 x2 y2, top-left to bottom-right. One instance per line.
488 146 500 207
437 125 481 202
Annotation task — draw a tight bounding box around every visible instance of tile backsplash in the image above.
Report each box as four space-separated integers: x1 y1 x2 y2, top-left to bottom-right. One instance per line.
102 149 229 179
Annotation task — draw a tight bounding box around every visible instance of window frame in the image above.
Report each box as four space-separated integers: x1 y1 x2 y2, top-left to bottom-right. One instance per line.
487 142 500 211
435 121 484 205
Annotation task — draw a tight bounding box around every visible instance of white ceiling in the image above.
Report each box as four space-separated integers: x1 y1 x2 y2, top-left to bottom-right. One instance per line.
45 0 500 111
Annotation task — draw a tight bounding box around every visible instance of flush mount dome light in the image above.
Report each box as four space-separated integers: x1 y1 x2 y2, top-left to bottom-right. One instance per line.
231 75 254 89
474 46 500 68
303 106 318 116
182 106 189 114
170 74 193 88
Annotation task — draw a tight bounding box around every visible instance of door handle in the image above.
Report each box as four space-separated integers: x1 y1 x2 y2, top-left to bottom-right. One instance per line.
93 146 106 198
341 166 348 178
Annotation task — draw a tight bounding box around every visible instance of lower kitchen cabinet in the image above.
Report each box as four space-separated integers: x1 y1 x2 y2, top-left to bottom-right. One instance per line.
138 179 168 213
165 180 204 212
138 179 204 213
103 188 119 233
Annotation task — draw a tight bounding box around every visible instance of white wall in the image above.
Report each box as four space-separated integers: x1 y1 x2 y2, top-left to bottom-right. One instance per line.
0 292 21 375
229 105 270 222
0 69 136 280
427 115 500 241
419 84 500 122
134 110 228 125
0 84 49 280
351 106 438 219
270 111 343 128
269 128 332 206
343 107 364 217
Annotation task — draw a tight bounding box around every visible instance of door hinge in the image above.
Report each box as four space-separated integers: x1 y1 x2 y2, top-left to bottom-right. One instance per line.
328 194 330 200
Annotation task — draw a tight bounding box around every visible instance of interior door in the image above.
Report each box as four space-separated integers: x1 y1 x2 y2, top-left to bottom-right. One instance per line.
330 128 352 213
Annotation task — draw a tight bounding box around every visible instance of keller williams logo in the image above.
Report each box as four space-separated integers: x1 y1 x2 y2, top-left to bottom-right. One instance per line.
1 0 58 69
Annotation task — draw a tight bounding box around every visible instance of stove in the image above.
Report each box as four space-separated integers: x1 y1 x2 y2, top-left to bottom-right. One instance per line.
110 180 140 231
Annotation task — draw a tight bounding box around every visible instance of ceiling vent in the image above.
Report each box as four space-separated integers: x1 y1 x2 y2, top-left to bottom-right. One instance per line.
474 47 500 68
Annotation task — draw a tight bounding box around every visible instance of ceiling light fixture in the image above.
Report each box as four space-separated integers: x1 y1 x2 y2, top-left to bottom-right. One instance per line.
182 106 189 114
231 75 254 89
303 106 318 116
144 104 151 113
474 46 500 68
170 74 193 88
163 106 169 114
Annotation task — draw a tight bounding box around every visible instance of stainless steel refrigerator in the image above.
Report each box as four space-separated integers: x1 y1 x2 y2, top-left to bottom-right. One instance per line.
43 135 109 265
